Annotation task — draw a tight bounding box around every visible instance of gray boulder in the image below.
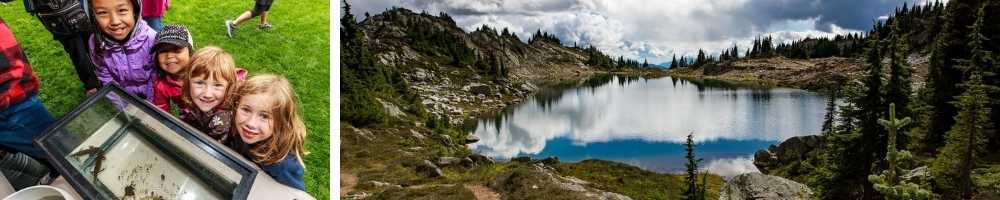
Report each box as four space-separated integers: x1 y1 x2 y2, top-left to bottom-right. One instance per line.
375 98 405 117
754 135 824 174
720 172 813 200
416 160 443 178
470 85 492 96
412 68 431 81
460 157 475 168
463 134 480 144
468 154 495 165
437 157 461 166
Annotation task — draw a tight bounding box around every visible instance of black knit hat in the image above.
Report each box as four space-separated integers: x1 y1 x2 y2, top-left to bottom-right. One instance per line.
153 24 194 53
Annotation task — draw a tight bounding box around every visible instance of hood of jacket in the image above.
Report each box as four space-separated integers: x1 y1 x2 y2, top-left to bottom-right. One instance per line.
88 0 147 50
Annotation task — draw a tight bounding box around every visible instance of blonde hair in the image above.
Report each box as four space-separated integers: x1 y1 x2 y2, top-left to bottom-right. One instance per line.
183 46 238 109
238 74 307 166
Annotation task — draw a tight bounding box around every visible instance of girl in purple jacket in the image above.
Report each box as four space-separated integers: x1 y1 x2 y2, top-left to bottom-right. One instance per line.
88 0 158 101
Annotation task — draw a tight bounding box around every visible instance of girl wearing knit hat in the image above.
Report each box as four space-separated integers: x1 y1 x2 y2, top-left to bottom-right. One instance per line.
152 24 194 112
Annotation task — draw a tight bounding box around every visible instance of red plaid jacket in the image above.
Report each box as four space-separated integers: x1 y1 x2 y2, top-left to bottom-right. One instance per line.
0 18 41 110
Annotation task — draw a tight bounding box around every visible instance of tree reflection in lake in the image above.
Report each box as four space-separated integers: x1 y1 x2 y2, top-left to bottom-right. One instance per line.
469 75 827 177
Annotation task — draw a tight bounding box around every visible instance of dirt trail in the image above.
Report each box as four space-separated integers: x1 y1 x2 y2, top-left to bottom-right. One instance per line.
341 172 358 196
465 184 501 200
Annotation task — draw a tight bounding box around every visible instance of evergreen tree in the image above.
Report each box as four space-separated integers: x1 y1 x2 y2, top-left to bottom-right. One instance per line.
816 85 863 199
695 49 706 68
671 55 678 69
730 44 739 60
868 103 934 200
915 0 982 154
884 19 914 147
931 73 991 199
963 5 999 151
341 0 389 126
821 91 838 133
858 32 889 200
684 132 703 200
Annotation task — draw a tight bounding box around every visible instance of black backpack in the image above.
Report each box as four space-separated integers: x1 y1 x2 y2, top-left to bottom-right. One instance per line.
26 0 93 35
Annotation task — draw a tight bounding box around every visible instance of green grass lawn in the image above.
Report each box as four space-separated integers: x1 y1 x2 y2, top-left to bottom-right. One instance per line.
1 0 329 198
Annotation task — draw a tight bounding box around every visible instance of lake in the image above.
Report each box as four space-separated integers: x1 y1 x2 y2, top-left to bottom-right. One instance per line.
467 75 828 178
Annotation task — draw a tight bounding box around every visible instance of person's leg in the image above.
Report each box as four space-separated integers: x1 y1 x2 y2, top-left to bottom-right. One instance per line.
232 11 253 26
258 11 274 30
0 95 56 159
256 1 273 30
260 11 268 25
227 11 252 38
55 32 101 92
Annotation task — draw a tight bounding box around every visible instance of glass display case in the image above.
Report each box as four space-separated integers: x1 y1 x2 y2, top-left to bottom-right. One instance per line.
34 85 257 200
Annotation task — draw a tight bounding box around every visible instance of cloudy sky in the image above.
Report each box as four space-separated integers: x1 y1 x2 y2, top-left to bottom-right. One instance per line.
346 0 942 64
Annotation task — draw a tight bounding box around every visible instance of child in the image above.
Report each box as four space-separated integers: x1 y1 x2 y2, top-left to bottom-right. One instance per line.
141 0 169 31
0 17 58 190
228 74 306 190
180 46 246 142
224 0 275 38
152 24 193 112
21 0 102 94
87 0 158 101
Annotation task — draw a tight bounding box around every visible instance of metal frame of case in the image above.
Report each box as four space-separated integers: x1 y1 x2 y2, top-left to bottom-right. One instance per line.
33 84 258 200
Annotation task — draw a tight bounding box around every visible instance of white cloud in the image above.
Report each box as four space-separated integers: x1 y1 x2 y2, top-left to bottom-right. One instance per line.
349 0 915 63
702 156 760 179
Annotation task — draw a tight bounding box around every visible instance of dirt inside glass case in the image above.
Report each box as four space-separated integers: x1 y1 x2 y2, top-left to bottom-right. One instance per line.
35 85 256 200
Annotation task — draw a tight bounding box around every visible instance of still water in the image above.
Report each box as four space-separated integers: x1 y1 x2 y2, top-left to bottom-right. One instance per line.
468 76 828 178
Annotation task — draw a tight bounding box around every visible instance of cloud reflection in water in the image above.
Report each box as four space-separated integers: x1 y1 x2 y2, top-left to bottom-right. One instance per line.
469 76 826 174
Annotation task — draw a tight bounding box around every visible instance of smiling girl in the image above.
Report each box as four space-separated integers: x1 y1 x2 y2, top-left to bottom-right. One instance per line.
152 24 193 112
228 74 306 191
87 0 157 101
180 46 246 142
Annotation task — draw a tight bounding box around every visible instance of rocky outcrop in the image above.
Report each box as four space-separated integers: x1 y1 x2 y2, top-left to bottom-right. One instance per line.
358 7 599 125
668 55 930 92
493 162 633 200
720 172 813 200
754 135 825 174
376 98 405 117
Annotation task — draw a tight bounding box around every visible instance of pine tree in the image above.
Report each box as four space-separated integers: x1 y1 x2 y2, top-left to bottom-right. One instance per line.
816 84 863 199
821 91 838 133
695 49 706 68
340 0 389 126
852 32 886 199
868 103 934 200
963 4 1000 152
671 55 678 69
684 132 703 200
730 44 739 60
884 18 914 147
915 0 982 154
931 73 991 199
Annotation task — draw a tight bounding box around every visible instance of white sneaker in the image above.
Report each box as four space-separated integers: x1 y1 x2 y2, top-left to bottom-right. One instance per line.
225 20 235 38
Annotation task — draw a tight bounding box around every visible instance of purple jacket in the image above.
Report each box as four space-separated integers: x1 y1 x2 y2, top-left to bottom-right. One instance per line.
88 19 158 101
